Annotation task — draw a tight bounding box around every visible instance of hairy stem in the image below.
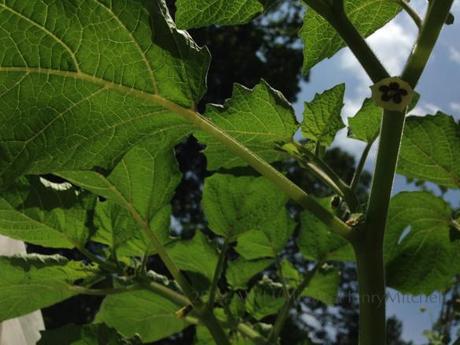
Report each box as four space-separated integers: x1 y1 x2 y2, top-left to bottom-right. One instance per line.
153 95 353 240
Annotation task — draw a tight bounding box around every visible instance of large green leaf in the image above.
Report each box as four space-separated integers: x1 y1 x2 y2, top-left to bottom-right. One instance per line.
0 0 208 186
0 254 96 321
0 177 89 248
96 290 188 343
175 0 264 29
398 113 460 189
202 174 289 239
195 81 298 169
385 192 460 295
300 0 400 72
301 84 345 147
298 211 354 262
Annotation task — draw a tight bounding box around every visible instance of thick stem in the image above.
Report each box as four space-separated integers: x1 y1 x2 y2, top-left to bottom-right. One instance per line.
353 241 386 345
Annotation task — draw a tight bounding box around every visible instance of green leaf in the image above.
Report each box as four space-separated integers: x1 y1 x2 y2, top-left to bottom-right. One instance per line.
280 259 302 287
348 98 382 143
301 84 345 147
194 326 215 345
235 207 295 260
280 260 340 305
38 324 141 345
0 177 88 248
93 202 172 257
202 174 289 240
0 0 208 185
384 192 460 295
96 290 188 343
59 138 181 254
302 266 340 305
300 1 400 72
398 113 460 188
0 254 96 321
166 231 218 282
298 211 354 262
175 0 264 29
195 82 298 169
60 137 181 222
227 258 273 289
246 280 285 320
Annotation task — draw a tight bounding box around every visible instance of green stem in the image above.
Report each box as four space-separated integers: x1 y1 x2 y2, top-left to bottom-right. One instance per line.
143 281 191 306
268 264 319 343
297 144 356 207
350 139 374 192
395 0 423 29
153 95 353 241
70 285 140 296
208 238 230 308
353 240 387 345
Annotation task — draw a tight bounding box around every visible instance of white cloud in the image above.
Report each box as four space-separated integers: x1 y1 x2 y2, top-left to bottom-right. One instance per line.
410 102 440 115
450 102 460 112
448 46 460 64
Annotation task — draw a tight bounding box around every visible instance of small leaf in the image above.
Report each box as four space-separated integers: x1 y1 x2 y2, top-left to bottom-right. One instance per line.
348 98 382 143
96 290 188 343
385 192 460 295
302 266 340 305
300 1 400 72
235 207 295 260
202 174 289 239
246 281 285 320
301 84 345 147
227 258 273 289
175 0 264 29
94 202 172 257
196 82 298 169
0 254 96 321
298 210 354 262
167 231 218 282
398 113 460 188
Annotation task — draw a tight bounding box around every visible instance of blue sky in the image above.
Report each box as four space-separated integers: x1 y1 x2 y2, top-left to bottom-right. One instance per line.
293 2 460 343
